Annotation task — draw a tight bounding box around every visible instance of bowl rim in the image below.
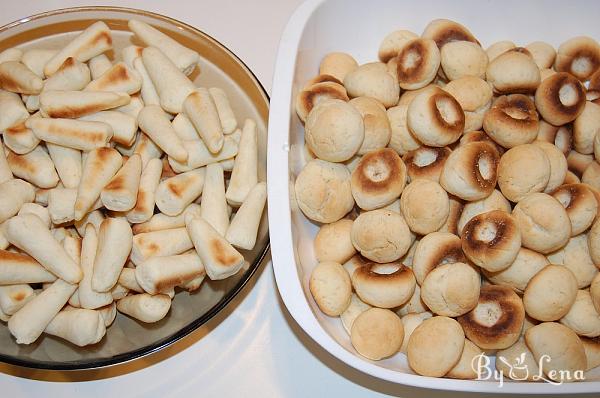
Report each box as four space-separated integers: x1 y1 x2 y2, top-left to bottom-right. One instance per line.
267 0 600 393
0 5 270 371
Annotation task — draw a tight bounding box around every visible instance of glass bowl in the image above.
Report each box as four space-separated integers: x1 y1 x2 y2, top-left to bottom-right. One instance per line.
0 6 269 370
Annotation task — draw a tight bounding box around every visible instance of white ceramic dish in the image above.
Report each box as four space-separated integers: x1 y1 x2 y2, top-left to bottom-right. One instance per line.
267 0 600 393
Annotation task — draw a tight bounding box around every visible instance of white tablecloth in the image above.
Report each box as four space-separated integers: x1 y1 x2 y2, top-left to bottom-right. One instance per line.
0 1 589 397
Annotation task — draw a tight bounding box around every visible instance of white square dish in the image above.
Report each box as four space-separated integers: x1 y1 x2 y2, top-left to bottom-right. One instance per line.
267 0 600 393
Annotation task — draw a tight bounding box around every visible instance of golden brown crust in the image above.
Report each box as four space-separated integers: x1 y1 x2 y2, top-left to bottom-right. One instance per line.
461 210 521 272
296 81 349 122
46 103 105 119
351 148 406 210
352 261 416 308
551 183 598 235
167 180 184 198
353 262 415 285
441 195 464 236
422 19 478 48
412 231 467 285
0 249 37 264
161 157 177 180
407 87 465 147
459 131 505 155
535 72 586 126
211 238 240 267
430 92 465 134
393 38 438 87
304 74 343 87
483 94 539 148
403 146 450 182
555 37 600 80
353 148 404 194
458 285 525 349
6 149 35 174
440 141 499 201
5 121 29 137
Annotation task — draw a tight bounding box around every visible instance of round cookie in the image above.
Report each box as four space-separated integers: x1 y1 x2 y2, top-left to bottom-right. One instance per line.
523 265 578 321
309 261 352 316
537 120 572 156
440 40 488 81
378 29 419 63
400 179 450 234
547 234 598 289
351 148 406 210
387 104 421 155
440 141 499 201
319 52 358 82
512 193 571 253
457 285 525 350
483 248 549 293
526 41 556 69
555 36 600 80
349 97 392 155
532 141 568 193
305 99 364 162
295 159 354 223
344 62 400 108
421 262 480 317
407 316 465 377
497 144 551 202
483 94 539 148
443 76 493 113
412 231 466 285
573 101 600 155
525 322 587 382
457 189 511 236
421 19 478 49
351 308 404 360
486 50 540 94
560 290 600 337
314 219 356 264
391 38 440 90
407 88 465 147
461 210 521 272
351 209 412 263
352 261 416 308
403 146 450 183
295 81 349 122
486 40 516 62
535 72 586 126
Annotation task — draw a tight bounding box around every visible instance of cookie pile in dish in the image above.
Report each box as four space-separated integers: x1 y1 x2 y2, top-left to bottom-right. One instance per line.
0 20 266 347
296 18 600 382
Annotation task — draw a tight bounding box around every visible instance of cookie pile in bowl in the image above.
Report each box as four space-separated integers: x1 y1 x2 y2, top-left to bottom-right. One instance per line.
294 18 600 382
0 7 268 369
